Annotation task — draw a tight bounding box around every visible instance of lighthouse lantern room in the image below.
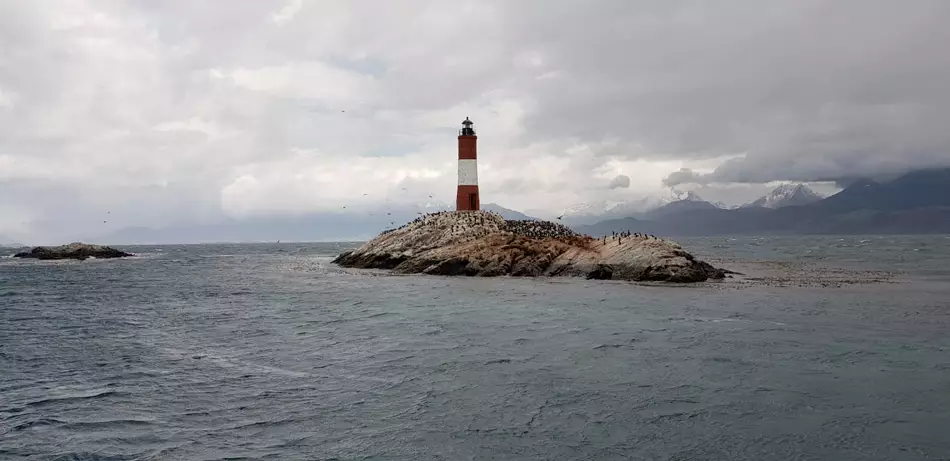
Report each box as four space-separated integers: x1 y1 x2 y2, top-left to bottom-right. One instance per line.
456 117 480 211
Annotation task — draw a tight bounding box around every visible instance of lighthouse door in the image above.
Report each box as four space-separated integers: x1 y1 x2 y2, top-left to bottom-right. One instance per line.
468 193 477 210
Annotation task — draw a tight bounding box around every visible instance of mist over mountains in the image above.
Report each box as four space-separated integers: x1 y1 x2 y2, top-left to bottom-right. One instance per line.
64 168 950 244
748 184 823 209
558 186 822 226
575 168 950 237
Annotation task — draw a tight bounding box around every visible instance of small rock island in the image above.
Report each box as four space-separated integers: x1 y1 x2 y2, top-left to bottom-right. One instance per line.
14 242 133 261
333 211 726 283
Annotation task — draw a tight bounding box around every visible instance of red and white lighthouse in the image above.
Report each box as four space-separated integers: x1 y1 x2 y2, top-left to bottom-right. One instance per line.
456 117 480 211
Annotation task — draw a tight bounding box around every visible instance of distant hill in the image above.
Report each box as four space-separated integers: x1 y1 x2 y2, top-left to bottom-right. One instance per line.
575 168 950 236
92 202 537 244
482 203 539 221
814 169 950 213
0 236 24 248
555 197 670 226
748 184 823 209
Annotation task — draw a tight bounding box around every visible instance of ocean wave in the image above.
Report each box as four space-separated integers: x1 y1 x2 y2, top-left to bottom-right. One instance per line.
61 418 154 431
10 417 65 431
25 390 122 408
46 453 140 461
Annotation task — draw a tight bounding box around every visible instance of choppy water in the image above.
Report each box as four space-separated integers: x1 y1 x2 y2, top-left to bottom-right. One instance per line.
2 236 949 460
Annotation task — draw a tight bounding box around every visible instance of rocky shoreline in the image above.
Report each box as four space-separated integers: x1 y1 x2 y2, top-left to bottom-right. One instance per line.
333 211 728 282
14 242 133 261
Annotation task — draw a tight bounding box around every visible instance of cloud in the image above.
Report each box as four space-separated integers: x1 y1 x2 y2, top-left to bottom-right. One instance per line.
1 1 948 241
0 87 15 108
662 168 705 187
607 174 630 189
271 0 302 25
229 62 377 103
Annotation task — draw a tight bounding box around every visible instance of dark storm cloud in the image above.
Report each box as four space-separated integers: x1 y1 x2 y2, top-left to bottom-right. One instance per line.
607 174 630 190
662 168 703 187
502 0 950 183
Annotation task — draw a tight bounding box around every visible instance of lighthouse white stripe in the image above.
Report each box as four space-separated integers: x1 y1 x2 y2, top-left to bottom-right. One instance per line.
458 159 478 185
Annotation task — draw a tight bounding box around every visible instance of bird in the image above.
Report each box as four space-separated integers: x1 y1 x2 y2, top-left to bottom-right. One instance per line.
556 215 563 220
342 206 346 209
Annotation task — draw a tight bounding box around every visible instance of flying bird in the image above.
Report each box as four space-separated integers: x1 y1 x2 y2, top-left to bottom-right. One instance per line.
557 215 564 220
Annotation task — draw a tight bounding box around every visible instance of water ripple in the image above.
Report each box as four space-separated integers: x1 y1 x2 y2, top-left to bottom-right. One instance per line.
1 240 949 460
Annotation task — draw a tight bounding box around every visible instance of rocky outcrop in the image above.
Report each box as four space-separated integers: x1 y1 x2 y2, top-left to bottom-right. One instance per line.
333 211 727 282
14 242 133 261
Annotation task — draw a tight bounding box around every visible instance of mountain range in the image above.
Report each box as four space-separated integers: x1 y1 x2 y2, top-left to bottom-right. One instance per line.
558 185 820 226
20 168 950 245
556 196 672 226
575 168 950 236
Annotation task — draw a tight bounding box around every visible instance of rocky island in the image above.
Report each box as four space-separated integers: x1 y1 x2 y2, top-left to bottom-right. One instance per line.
14 242 133 261
333 211 727 282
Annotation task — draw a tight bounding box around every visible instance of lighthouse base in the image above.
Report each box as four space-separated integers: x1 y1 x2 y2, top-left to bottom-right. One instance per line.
456 185 480 211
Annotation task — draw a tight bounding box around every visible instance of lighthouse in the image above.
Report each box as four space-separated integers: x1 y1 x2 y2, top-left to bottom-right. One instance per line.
456 117 480 211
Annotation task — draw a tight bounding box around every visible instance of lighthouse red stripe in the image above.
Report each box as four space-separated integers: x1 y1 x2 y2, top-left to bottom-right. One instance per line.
458 136 477 160
456 185 480 211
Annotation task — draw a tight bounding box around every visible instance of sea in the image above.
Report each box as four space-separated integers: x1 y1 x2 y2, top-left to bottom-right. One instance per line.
1 236 949 461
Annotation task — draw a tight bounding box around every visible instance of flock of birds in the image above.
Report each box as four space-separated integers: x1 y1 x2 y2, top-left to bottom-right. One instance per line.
346 190 439 227
378 210 663 246
503 219 580 239
380 210 499 236
376 210 589 242
600 230 660 245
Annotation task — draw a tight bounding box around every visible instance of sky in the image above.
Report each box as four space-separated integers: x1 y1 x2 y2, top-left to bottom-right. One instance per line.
1 0 949 243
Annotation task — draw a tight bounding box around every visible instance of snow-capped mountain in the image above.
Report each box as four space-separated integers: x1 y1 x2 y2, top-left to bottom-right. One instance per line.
748 184 823 209
671 190 704 202
644 190 723 219
556 190 739 225
556 196 672 225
